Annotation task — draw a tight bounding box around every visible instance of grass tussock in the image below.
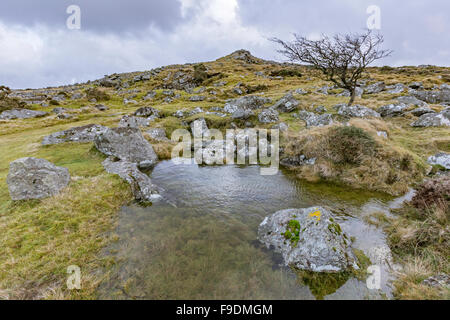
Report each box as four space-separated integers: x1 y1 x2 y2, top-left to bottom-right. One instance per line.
369 175 450 300
282 122 425 196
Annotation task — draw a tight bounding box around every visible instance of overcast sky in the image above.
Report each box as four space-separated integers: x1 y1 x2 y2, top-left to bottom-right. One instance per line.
0 0 448 89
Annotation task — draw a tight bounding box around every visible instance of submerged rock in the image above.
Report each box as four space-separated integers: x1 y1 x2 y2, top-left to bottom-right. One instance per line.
258 207 358 272
0 108 48 120
102 157 160 203
42 124 108 145
7 157 70 200
94 127 158 169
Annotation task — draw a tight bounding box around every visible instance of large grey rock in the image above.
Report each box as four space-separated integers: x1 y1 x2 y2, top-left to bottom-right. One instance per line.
411 108 450 127
258 207 358 272
7 157 70 200
396 96 428 107
258 108 279 123
119 115 153 128
189 95 206 102
364 81 385 94
102 157 160 203
337 105 380 118
412 90 450 104
272 93 300 113
377 104 408 117
386 83 405 94
224 95 271 113
94 127 158 169
297 111 333 127
427 153 450 170
42 124 108 145
231 108 254 120
146 128 169 142
0 108 48 120
409 106 435 117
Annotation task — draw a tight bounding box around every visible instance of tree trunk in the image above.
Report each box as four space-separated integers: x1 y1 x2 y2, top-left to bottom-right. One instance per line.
348 87 356 105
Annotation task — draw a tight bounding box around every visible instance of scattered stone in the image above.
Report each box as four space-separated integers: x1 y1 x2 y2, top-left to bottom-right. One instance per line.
42 124 109 145
396 96 428 107
57 113 73 120
0 109 48 120
364 81 385 94
412 90 450 104
422 274 450 289
272 122 289 132
147 128 169 142
314 106 326 114
258 207 358 272
224 95 271 113
190 118 209 137
119 115 153 128
232 108 254 120
377 131 388 139
189 95 206 102
427 153 450 170
280 155 316 167
337 105 380 118
94 127 159 169
297 111 333 127
411 108 450 127
52 107 67 114
386 83 405 94
272 93 299 113
408 81 424 90
377 104 408 117
123 98 138 105
94 104 109 111
142 91 157 101
258 108 279 123
134 106 160 118
7 157 70 200
295 88 308 95
102 157 160 203
409 106 435 117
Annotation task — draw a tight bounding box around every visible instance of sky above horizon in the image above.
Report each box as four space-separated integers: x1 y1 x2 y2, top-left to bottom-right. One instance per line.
0 0 449 89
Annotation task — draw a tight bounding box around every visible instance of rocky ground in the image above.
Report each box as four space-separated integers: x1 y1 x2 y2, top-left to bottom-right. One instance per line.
0 50 448 299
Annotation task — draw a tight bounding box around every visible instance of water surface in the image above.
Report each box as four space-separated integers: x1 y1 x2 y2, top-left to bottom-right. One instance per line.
99 160 401 300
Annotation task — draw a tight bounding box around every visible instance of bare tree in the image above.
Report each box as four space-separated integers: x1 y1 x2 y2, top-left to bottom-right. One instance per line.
271 30 392 105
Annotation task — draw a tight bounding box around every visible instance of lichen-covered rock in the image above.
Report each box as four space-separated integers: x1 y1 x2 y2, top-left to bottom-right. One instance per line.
42 124 108 145
377 104 408 117
119 115 154 128
94 127 158 169
7 157 70 200
427 152 450 170
258 207 358 272
396 96 428 107
147 128 169 142
409 106 435 117
337 105 380 118
364 81 385 94
258 108 279 123
102 157 160 203
412 90 450 104
297 111 333 127
272 93 299 113
0 108 48 120
224 95 271 113
411 108 450 127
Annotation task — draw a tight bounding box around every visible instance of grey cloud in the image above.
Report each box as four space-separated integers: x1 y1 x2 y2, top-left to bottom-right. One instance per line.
0 0 184 32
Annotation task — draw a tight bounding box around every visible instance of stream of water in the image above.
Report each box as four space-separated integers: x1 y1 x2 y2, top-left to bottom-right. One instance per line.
98 159 409 300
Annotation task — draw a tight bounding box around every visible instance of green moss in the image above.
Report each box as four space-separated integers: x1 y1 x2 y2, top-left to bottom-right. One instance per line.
282 219 301 247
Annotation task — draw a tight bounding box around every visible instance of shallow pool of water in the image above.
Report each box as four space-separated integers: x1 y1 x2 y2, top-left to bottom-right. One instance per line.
99 160 402 300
